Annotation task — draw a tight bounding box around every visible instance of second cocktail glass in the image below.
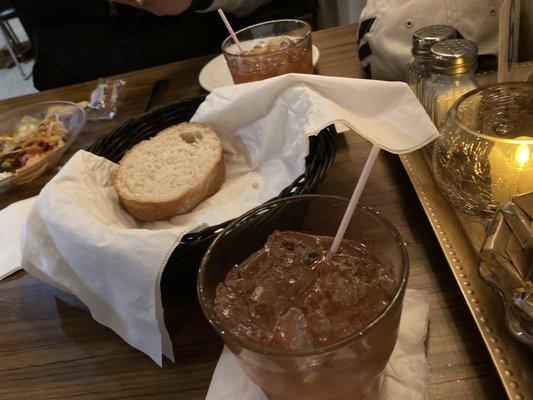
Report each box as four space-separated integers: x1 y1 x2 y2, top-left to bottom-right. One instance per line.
221 19 313 84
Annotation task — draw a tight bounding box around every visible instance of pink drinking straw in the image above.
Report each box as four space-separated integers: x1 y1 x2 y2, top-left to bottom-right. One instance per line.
327 144 381 259
217 8 244 53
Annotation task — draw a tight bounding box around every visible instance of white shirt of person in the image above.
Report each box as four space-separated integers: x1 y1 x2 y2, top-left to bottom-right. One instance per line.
358 0 500 81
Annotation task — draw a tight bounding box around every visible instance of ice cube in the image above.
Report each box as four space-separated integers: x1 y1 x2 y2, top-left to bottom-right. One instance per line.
376 266 397 294
236 251 266 278
306 308 332 344
274 307 314 350
266 230 323 268
250 302 279 326
297 280 326 311
249 265 316 321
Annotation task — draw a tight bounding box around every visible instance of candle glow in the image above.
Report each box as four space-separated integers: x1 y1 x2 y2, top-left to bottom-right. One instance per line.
514 143 531 168
489 136 533 204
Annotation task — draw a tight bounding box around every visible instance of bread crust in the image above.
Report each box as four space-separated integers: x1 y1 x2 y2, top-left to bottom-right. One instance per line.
111 122 226 221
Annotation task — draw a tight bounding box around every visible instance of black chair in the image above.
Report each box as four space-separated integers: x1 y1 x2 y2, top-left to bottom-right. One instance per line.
0 0 31 78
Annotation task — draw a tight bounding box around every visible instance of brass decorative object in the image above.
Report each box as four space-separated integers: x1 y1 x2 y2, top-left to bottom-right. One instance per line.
480 192 532 347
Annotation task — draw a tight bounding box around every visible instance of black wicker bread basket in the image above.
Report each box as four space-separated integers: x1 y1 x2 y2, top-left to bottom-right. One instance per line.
89 96 337 285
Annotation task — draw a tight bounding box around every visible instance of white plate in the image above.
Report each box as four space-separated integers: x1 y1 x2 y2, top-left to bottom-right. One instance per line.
199 45 320 92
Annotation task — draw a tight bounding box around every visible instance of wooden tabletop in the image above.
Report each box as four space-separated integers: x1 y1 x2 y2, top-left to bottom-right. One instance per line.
0 24 507 399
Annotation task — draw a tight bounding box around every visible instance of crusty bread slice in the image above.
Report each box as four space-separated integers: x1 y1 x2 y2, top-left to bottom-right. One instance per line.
111 122 225 221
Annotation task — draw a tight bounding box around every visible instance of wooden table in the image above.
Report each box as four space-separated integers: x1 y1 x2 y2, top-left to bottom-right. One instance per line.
0 24 507 399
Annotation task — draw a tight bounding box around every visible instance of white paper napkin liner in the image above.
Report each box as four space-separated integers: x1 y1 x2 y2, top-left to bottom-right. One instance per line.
192 74 438 155
20 152 183 365
206 289 429 400
0 196 36 281
22 203 178 365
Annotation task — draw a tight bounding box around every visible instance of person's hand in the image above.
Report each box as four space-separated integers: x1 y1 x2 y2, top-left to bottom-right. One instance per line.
112 0 193 16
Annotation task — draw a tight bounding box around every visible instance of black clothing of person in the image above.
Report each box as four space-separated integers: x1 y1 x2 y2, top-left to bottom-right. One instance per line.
12 0 311 90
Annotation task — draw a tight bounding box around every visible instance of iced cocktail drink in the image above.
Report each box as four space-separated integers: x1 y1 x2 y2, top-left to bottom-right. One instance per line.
222 19 313 84
198 195 408 400
215 230 398 349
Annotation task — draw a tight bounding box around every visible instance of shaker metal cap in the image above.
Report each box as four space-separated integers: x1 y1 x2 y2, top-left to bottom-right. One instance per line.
430 39 478 74
412 25 458 58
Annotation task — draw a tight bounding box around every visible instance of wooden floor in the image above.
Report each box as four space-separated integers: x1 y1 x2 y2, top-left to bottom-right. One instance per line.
0 24 506 399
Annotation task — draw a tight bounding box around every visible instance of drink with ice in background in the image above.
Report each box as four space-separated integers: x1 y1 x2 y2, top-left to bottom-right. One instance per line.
222 20 313 84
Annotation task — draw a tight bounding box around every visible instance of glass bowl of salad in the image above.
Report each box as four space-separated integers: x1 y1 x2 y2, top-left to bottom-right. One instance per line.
0 101 86 193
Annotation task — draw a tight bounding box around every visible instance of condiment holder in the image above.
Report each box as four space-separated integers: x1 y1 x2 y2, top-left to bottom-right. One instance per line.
405 25 458 104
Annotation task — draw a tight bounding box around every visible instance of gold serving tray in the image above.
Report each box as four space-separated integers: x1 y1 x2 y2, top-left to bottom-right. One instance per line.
400 150 533 400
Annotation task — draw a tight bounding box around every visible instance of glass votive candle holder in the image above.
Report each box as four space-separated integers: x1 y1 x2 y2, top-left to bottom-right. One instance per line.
432 82 533 217
197 195 408 400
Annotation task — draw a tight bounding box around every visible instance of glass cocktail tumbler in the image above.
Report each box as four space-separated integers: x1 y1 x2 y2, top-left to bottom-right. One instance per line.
221 19 313 84
198 195 409 400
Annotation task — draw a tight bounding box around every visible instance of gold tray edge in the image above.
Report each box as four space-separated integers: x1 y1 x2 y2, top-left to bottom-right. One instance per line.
399 150 532 400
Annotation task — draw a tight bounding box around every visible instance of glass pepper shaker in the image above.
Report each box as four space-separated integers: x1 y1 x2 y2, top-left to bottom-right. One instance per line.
425 39 480 127
406 25 458 106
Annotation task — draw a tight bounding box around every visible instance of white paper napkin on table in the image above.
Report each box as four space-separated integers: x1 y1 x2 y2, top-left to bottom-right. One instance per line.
206 289 429 400
12 73 436 366
0 196 36 280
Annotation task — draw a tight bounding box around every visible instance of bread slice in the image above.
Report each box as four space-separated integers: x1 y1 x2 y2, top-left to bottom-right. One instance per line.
111 122 225 221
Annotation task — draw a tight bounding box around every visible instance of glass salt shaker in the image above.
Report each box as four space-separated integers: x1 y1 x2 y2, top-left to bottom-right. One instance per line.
406 25 458 106
425 39 480 127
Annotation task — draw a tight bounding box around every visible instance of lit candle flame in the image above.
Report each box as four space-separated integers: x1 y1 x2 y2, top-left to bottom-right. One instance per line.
514 143 531 169
490 136 533 203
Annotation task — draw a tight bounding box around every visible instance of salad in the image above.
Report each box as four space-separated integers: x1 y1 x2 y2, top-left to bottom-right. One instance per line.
0 113 69 180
